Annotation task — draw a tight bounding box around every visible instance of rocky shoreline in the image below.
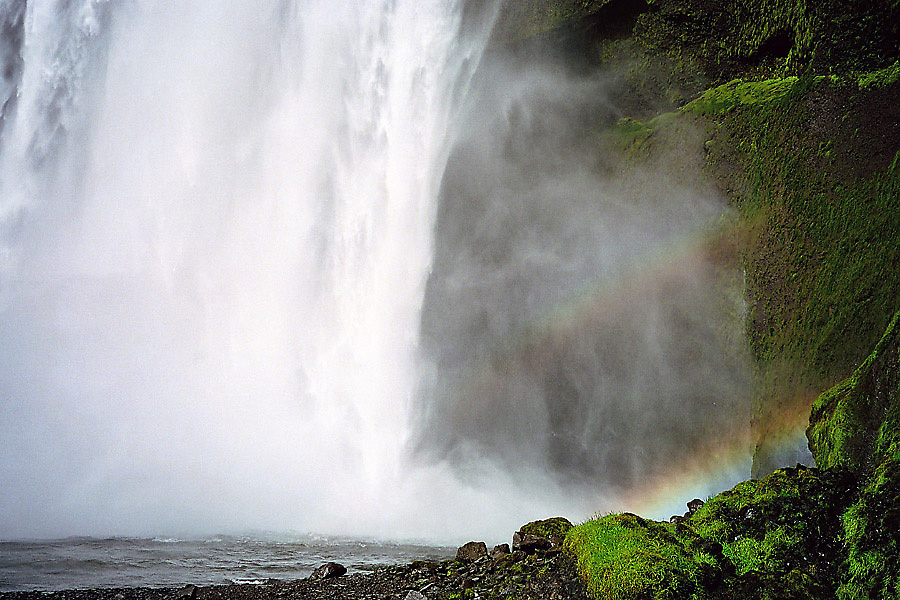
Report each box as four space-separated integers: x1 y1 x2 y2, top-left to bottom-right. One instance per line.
0 520 590 600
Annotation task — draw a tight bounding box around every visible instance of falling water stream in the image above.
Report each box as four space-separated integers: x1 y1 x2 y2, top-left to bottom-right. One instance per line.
0 0 524 541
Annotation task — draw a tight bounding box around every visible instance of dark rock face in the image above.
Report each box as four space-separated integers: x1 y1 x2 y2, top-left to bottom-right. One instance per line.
456 541 488 561
490 543 510 558
310 562 346 580
512 531 552 554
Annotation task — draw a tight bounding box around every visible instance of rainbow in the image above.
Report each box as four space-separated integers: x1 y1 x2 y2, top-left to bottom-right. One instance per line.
441 210 818 520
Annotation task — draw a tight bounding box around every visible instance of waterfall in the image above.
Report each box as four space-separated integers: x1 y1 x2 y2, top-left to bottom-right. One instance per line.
0 0 508 539
0 0 757 542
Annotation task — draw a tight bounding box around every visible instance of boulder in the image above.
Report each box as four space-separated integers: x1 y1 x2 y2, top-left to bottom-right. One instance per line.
311 562 347 579
456 540 488 561
403 592 426 600
490 543 510 558
686 498 704 514
518 517 573 539
512 531 551 554
174 585 198 600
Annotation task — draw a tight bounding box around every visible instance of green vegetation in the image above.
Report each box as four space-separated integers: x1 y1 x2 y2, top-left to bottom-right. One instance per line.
857 61 900 90
565 513 718 599
806 311 900 599
566 467 857 599
565 311 899 600
682 77 799 115
808 311 900 472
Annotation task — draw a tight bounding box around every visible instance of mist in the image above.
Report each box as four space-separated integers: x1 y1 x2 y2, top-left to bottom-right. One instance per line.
414 48 754 496
1 0 752 544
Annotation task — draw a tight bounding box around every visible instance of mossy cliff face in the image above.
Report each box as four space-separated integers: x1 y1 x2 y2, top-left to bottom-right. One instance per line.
565 70 900 600
698 70 900 474
492 0 900 116
601 68 900 474
808 311 900 599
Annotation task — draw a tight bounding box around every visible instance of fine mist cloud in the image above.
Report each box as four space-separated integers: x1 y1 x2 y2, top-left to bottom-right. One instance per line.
413 46 754 497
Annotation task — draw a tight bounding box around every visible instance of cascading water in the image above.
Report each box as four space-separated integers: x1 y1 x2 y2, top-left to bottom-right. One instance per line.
0 0 530 540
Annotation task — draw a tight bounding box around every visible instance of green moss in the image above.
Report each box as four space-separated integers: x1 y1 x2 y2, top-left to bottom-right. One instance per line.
808 311 900 471
807 378 860 470
801 313 900 598
518 517 574 540
858 60 900 89
682 77 800 115
565 513 715 600
839 461 900 600
567 467 855 600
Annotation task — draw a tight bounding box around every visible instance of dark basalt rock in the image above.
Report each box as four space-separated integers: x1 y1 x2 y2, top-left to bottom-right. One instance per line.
512 531 552 554
687 498 705 514
456 541 487 561
310 562 346 580
174 586 198 600
490 543 510 558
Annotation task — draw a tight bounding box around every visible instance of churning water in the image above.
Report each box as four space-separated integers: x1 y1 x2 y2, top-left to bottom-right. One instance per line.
0 534 452 591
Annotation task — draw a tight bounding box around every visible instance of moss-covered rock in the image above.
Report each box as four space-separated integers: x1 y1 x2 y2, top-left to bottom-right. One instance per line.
565 512 717 600
567 466 857 599
518 517 574 541
512 3 900 598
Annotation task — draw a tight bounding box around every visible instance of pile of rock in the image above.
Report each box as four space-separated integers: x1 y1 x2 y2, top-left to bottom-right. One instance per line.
296 516 588 599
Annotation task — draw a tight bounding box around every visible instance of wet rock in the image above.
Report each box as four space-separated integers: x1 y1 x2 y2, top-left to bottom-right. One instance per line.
512 531 551 554
456 541 487 561
174 586 198 600
490 543 510 558
687 498 704 514
310 562 346 580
